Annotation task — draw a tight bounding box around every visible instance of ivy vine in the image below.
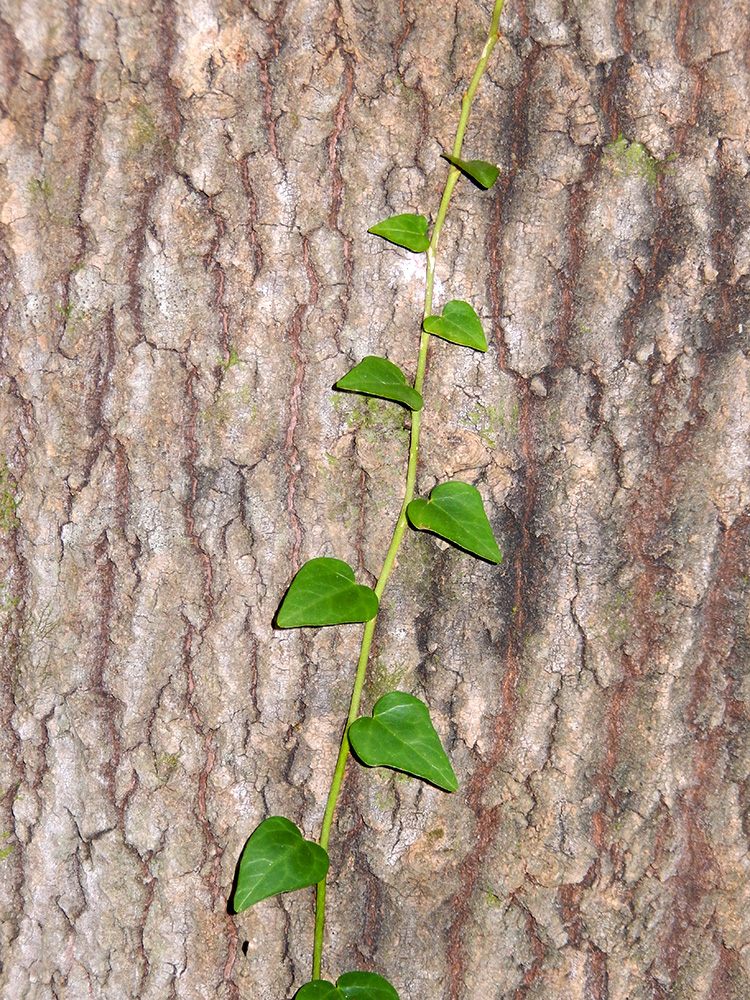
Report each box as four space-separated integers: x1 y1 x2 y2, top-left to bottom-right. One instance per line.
230 2 507 995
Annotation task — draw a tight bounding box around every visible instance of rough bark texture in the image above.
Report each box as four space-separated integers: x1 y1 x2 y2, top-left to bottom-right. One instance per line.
1 0 750 997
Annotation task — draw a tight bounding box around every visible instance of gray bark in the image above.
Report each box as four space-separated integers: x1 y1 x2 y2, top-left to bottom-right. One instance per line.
1 0 749 998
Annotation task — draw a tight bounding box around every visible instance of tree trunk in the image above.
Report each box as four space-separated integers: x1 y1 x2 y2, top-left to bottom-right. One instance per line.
1 0 749 998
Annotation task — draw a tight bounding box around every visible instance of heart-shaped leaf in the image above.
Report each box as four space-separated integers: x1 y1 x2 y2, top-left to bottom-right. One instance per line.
295 971 400 1000
277 558 379 628
335 357 423 411
367 214 430 252
349 692 457 792
231 817 329 913
442 153 500 189
406 481 502 563
423 300 487 352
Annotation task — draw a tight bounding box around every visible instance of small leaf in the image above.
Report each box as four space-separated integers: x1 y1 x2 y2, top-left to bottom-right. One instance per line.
295 972 400 1000
368 213 430 252
442 153 500 189
277 558 379 628
423 300 487 352
407 481 502 563
336 356 423 411
231 817 329 913
349 692 457 792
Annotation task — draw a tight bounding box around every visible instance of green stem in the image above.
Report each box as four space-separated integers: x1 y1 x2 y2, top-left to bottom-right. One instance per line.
312 0 505 980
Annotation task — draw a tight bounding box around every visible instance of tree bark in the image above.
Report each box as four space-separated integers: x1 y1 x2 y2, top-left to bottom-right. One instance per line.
1 0 749 998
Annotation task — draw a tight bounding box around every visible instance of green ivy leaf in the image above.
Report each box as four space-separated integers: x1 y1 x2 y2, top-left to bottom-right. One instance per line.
423 300 487 352
294 985 335 1000
295 972 400 1000
349 692 457 792
294 979 334 1000
335 356 423 411
368 214 430 252
407 481 502 563
231 817 329 913
441 153 500 189
277 558 379 628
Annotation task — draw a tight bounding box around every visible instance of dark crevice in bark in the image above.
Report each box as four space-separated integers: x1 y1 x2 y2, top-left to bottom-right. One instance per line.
240 153 265 278
712 147 749 354
446 378 542 999
61 54 97 306
157 0 184 145
0 17 23 111
559 146 601 372
326 7 356 340
184 356 215 614
182 619 228 931
486 25 541 371
675 0 704 135
509 893 547 998
282 240 314 574
393 0 414 81
614 0 633 60
349 857 384 971
599 53 630 142
205 194 232 367
585 942 609 1000
257 0 291 161
126 178 160 340
620 179 664 361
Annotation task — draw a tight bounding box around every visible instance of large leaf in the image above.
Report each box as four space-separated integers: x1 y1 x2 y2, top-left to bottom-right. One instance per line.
295 972 400 1000
367 213 430 252
423 300 487 352
406 482 502 563
231 817 329 913
336 356 423 411
349 692 457 792
277 558 379 627
442 153 500 189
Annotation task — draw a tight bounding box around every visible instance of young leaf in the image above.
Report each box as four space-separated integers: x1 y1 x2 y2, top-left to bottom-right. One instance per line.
295 972 400 1000
441 153 500 189
423 300 487 352
277 558 379 628
231 817 329 913
406 481 502 563
348 692 458 792
335 356 423 411
368 213 430 252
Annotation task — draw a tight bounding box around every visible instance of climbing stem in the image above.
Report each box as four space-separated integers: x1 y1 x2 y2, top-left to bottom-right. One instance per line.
312 0 505 980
